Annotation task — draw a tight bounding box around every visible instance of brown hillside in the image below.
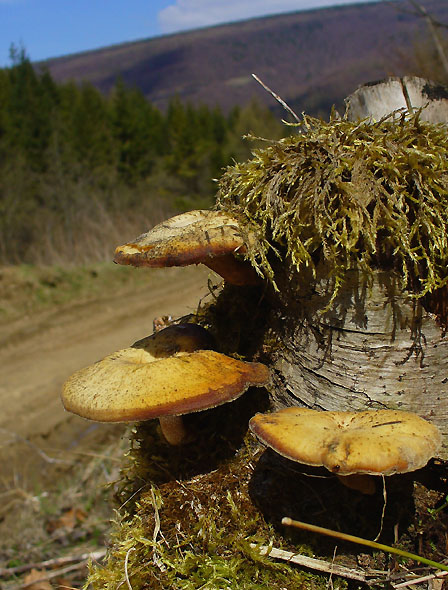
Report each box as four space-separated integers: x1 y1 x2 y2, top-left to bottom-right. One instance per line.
42 0 448 115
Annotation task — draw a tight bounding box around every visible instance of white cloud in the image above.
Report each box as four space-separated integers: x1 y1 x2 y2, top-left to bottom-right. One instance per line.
158 0 375 34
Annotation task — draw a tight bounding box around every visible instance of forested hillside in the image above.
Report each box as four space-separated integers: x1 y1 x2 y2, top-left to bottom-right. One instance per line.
5 0 448 267
43 0 448 115
0 50 283 265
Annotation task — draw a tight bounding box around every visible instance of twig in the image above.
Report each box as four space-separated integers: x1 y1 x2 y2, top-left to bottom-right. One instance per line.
7 555 105 590
406 0 448 29
0 549 106 577
251 544 380 583
0 428 70 465
393 570 448 589
327 546 338 590
282 518 448 573
386 0 448 29
251 73 301 124
408 0 448 78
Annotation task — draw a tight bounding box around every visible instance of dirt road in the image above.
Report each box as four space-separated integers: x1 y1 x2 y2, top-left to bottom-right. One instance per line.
0 266 211 484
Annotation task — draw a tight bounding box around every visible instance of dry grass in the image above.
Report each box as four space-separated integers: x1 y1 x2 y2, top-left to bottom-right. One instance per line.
25 202 174 268
0 262 152 327
0 424 129 585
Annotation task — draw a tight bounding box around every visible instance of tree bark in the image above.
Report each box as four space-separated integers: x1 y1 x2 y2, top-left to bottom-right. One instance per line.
267 268 448 459
345 76 448 123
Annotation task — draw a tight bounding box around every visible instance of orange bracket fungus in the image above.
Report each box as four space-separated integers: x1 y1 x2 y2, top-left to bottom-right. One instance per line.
113 209 259 286
249 407 442 493
62 323 270 445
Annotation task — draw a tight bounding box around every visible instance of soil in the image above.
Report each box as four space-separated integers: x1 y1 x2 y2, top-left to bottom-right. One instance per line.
0 266 211 488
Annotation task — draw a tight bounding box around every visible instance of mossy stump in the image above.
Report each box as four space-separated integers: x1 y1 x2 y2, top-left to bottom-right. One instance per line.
216 108 448 458
85 81 448 589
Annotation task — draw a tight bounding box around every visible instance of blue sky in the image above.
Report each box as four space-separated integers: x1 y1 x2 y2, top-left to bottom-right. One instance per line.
0 0 378 67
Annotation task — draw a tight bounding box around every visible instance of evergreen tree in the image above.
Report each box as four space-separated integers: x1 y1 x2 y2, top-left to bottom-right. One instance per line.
0 48 285 264
110 78 165 184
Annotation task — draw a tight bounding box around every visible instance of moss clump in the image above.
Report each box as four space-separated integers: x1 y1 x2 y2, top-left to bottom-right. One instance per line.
217 113 448 299
86 427 330 590
84 418 447 590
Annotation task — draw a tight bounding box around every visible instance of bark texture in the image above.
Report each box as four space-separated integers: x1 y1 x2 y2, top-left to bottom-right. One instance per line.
345 76 448 123
267 268 448 459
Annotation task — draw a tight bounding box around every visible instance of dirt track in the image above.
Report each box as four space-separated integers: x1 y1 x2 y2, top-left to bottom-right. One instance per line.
0 266 211 484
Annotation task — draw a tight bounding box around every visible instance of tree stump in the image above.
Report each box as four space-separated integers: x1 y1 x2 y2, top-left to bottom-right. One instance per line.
267 267 448 459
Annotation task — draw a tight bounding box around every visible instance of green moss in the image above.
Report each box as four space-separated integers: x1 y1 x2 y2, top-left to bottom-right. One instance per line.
86 428 331 590
83 412 447 590
217 113 448 300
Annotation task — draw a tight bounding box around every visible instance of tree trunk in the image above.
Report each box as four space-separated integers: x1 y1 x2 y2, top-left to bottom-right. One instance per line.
345 76 448 123
267 267 448 459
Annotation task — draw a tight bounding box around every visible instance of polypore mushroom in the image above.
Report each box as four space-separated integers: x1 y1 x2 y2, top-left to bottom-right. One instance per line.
62 323 270 445
249 407 442 494
113 209 259 286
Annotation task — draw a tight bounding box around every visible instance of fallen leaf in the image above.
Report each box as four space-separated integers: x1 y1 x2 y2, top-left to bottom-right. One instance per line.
54 576 76 590
23 569 52 590
46 507 87 533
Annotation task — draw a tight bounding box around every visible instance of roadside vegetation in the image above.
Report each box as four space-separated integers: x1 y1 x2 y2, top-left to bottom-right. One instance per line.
0 263 149 325
0 46 284 267
0 420 128 590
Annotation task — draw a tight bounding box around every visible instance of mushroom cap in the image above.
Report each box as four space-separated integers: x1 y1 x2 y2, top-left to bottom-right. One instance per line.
114 210 247 268
249 407 442 476
114 210 259 285
133 323 214 356
62 324 270 422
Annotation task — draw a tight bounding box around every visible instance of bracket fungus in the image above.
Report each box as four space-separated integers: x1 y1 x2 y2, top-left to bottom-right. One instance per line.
250 407 442 493
62 323 270 445
114 209 259 286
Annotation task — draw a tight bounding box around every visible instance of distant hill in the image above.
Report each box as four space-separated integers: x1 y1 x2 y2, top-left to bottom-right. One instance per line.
42 0 448 116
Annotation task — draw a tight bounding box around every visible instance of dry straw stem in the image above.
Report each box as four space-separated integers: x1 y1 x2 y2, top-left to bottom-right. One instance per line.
217 113 448 299
251 74 301 124
0 428 69 465
256 545 448 588
5 551 106 590
124 547 136 590
393 570 448 589
251 544 381 583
